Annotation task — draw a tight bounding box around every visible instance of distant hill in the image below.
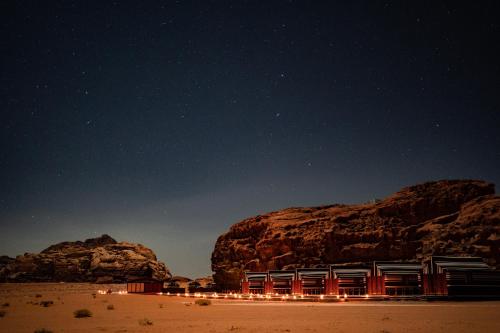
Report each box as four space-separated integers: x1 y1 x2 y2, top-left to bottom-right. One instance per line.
0 234 171 283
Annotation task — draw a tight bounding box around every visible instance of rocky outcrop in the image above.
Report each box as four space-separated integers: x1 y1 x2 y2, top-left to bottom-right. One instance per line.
172 276 192 283
212 180 500 290
0 235 171 283
194 275 215 288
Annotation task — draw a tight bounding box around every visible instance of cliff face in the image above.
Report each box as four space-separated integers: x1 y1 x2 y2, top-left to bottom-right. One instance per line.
0 235 171 283
212 180 500 290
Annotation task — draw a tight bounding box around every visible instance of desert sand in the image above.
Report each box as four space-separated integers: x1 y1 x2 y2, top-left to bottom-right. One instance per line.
1 283 500 333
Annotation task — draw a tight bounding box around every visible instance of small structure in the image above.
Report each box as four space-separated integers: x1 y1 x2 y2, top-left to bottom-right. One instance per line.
126 279 163 293
242 272 269 294
424 256 500 296
330 264 371 296
373 261 423 296
296 268 329 295
269 270 295 294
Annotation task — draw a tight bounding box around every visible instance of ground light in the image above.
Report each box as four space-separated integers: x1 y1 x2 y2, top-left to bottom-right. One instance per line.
157 291 408 302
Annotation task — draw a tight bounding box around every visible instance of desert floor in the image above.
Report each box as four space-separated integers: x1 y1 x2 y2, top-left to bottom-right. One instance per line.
1 284 500 333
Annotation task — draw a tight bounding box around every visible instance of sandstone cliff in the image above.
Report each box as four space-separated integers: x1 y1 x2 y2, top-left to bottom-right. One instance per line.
0 235 171 283
212 180 500 290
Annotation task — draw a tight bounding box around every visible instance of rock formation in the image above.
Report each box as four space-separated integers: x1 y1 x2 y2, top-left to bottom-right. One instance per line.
0 235 171 283
194 275 215 288
212 180 500 290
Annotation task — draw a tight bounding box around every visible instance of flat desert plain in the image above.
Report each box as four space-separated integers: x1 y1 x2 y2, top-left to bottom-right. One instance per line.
1 284 500 333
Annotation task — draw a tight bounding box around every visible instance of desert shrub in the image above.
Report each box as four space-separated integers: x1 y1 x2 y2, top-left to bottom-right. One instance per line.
40 300 54 307
35 294 42 298
0 310 6 318
158 303 164 308
34 329 53 333
1 302 9 307
106 304 114 310
138 318 153 326
195 299 211 306
73 309 92 318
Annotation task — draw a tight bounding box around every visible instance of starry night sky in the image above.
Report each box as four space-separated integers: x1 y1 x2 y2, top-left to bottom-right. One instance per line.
1 1 499 277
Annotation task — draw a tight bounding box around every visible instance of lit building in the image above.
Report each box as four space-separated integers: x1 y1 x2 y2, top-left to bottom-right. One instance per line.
239 256 500 298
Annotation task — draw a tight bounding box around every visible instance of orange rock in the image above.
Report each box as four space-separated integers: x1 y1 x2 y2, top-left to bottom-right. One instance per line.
211 180 499 290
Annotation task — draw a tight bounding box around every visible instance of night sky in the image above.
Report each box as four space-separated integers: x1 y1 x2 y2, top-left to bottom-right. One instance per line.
1 1 499 277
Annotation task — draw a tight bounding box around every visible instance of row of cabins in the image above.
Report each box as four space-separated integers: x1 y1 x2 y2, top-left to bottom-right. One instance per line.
241 256 500 297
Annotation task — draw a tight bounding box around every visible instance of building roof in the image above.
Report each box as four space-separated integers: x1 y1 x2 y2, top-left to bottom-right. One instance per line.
373 261 423 275
244 272 268 281
269 270 295 280
296 268 329 279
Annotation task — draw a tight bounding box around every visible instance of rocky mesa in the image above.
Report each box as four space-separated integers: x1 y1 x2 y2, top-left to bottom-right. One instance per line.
0 234 171 283
212 180 500 290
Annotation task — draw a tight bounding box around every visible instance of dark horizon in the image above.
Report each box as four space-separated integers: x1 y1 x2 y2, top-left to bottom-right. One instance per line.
1 1 500 277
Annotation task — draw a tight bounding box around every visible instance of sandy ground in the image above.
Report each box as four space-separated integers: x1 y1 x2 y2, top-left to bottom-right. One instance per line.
1 284 500 333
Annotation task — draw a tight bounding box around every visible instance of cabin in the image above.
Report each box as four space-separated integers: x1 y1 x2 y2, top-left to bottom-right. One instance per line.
296 268 329 295
330 264 371 296
268 270 295 294
126 279 163 293
242 272 269 294
424 256 500 296
372 261 423 296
